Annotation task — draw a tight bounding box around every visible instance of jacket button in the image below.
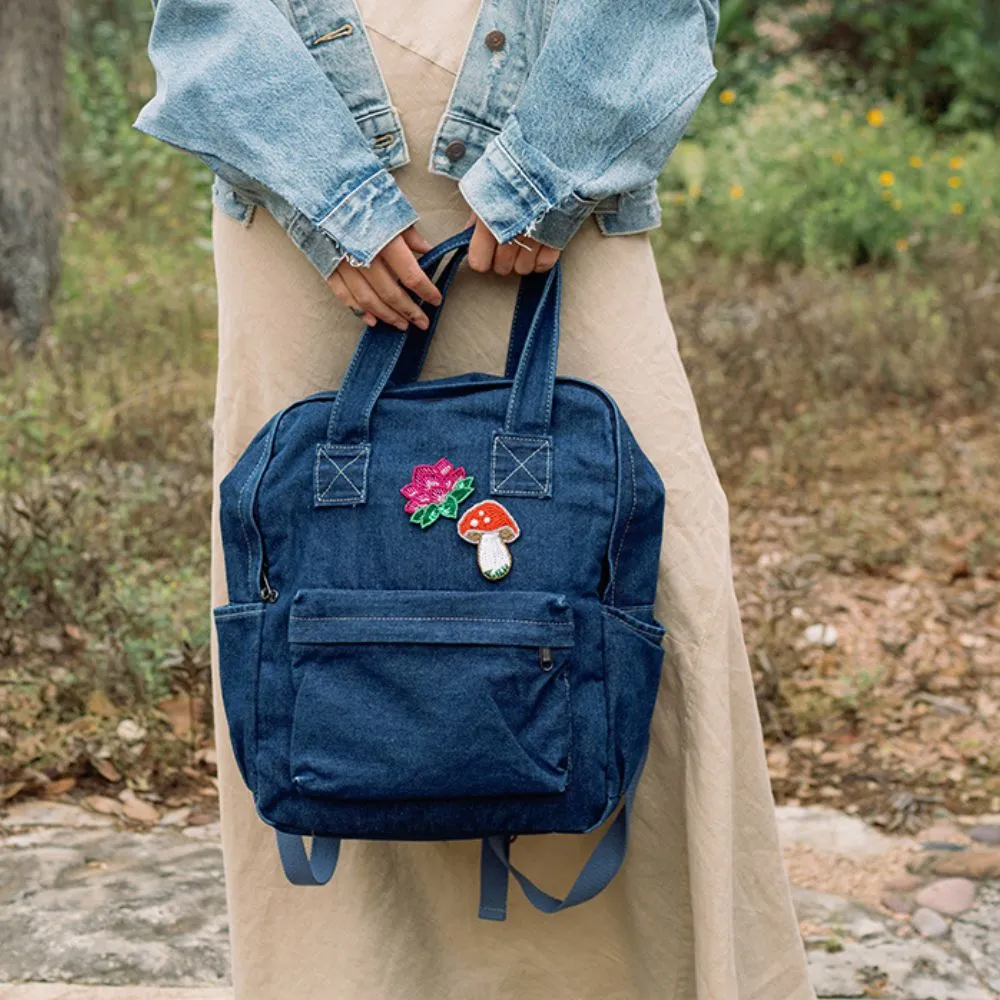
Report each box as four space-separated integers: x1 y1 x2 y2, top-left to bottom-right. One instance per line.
445 139 466 161
484 29 506 51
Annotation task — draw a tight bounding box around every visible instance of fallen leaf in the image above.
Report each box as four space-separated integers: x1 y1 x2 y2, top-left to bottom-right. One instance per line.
121 797 159 824
185 806 216 826
0 782 26 802
157 695 200 737
89 757 122 783
83 794 124 816
86 690 118 718
42 777 76 797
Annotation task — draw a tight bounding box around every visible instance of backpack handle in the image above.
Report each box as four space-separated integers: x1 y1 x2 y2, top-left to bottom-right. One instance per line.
388 245 552 386
323 228 562 451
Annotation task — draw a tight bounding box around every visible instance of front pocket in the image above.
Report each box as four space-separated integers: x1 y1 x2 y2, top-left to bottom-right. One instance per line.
287 589 575 802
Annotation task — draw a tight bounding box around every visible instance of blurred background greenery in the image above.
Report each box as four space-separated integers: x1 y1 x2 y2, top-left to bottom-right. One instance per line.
1 1 997 822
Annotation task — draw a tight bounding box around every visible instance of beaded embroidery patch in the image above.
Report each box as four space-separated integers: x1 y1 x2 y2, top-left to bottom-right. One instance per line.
400 458 475 529
457 501 521 581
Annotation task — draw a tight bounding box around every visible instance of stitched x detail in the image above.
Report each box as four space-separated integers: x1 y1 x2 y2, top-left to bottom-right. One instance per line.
495 440 546 492
315 444 369 506
318 451 364 499
491 434 552 497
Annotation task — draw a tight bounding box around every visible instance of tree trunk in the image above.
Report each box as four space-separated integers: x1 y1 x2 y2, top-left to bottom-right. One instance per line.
0 0 67 349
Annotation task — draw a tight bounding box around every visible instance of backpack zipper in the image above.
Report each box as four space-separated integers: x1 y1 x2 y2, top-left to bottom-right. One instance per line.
259 552 278 603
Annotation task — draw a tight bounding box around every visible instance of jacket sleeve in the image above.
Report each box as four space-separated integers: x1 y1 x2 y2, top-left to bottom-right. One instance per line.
458 0 719 249
133 0 419 271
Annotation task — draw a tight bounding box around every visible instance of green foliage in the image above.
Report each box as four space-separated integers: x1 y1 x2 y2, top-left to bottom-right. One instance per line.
704 0 778 106
793 0 1000 130
64 0 210 218
716 0 766 48
662 83 1000 269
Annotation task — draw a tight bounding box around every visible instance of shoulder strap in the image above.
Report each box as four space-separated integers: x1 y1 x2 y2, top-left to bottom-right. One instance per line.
477 746 647 920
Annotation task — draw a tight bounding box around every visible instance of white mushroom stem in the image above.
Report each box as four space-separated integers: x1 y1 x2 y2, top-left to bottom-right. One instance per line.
477 530 511 580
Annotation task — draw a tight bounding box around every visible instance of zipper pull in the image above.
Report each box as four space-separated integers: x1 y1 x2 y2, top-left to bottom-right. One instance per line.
259 562 278 603
538 647 553 671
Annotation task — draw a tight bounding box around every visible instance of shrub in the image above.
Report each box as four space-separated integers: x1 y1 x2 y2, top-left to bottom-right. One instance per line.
64 1 209 218
661 81 999 269
793 0 1000 131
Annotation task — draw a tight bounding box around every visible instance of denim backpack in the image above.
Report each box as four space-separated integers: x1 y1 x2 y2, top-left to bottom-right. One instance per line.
213 225 666 920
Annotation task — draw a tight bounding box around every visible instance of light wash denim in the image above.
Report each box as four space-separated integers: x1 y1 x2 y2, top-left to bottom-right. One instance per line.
134 0 719 277
212 227 666 918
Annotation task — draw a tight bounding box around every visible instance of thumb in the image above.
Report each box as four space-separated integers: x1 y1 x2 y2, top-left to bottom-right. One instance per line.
402 226 433 254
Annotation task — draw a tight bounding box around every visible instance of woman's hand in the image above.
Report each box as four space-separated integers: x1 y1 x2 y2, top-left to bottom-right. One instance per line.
327 225 443 330
465 210 561 275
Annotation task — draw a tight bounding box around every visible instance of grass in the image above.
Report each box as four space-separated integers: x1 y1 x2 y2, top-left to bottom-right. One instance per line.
661 252 1000 821
0 165 218 798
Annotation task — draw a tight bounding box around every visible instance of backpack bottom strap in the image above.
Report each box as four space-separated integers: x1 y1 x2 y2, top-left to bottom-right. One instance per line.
276 831 341 885
478 748 646 921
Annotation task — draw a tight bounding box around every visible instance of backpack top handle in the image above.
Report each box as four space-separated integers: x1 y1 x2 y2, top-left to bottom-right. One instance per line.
323 227 563 455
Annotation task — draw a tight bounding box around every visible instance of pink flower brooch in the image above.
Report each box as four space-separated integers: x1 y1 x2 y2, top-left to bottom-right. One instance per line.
400 457 476 529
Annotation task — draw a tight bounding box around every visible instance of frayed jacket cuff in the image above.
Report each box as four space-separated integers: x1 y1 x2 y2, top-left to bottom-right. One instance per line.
316 169 419 267
457 117 587 250
286 214 347 279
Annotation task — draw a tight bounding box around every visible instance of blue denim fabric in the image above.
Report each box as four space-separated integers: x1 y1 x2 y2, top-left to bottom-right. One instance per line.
213 227 665 910
135 0 718 276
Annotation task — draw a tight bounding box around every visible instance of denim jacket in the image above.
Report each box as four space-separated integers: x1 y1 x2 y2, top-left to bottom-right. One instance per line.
135 0 719 278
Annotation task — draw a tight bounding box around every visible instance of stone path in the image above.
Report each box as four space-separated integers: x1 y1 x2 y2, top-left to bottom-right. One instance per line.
1 800 998 999
0 990 231 999
779 807 1000 999
0 805 227 991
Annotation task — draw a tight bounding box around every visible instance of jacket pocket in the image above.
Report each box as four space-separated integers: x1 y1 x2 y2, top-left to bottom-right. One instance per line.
287 588 575 801
212 602 265 788
601 606 666 791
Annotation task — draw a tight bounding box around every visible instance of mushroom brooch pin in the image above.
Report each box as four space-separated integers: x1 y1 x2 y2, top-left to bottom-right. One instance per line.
457 501 520 581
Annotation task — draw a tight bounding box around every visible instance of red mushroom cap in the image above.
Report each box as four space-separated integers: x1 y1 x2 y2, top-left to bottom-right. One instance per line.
457 500 519 542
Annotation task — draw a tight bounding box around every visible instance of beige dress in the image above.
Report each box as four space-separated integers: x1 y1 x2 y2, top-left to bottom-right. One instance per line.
209 3 816 998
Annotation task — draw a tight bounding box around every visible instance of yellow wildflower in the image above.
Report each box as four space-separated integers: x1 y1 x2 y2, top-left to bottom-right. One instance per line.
909 155 924 169
719 89 736 105
689 183 702 200
948 175 963 189
949 155 965 170
895 238 909 253
879 171 895 187
831 151 845 165
866 108 885 127
729 184 745 200
950 202 965 215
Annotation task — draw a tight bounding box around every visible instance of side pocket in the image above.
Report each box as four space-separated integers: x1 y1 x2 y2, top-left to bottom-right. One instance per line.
602 606 666 792
212 602 265 790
